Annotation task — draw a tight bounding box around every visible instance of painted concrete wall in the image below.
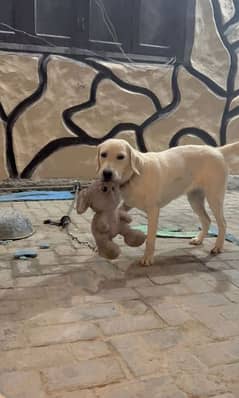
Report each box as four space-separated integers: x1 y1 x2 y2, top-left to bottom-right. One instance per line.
0 0 239 181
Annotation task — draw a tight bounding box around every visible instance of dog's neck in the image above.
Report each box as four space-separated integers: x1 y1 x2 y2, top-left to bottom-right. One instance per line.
120 172 136 189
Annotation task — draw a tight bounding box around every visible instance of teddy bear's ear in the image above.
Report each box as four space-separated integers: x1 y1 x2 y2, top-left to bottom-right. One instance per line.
76 189 90 214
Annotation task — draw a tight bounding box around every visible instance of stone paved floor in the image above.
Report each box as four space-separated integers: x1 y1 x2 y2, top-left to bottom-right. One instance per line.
1 191 239 397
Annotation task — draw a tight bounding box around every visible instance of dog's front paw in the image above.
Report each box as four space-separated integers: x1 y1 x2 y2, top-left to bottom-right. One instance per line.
190 237 203 246
140 254 154 267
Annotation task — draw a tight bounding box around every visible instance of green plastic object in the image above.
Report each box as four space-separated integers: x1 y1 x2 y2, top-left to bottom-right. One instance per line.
133 225 197 238
133 224 239 246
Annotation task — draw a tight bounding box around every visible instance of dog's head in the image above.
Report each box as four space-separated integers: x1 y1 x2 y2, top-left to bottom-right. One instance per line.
96 139 142 184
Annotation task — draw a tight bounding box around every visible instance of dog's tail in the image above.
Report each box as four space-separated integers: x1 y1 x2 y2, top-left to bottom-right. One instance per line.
219 141 239 172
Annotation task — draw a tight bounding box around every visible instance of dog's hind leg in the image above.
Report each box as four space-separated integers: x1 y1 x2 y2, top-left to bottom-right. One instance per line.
187 189 211 246
206 190 226 254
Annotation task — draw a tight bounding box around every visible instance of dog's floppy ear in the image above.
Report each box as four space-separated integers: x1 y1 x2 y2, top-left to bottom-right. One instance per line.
129 146 142 176
76 189 90 214
96 144 102 173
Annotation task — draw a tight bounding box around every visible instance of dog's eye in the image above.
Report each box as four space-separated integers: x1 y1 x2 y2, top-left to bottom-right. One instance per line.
112 187 115 191
101 152 107 158
102 186 108 192
117 154 125 160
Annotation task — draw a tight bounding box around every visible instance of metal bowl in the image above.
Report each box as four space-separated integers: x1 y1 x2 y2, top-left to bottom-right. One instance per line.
0 209 34 240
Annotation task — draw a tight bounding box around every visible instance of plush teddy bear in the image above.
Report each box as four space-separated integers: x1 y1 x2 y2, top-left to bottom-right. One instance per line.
76 180 146 259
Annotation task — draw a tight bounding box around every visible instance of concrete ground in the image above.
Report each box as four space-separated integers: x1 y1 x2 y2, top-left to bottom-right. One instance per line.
0 191 239 398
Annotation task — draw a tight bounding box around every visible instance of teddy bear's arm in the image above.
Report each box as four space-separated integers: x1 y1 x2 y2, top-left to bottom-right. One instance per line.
120 203 132 212
119 210 132 224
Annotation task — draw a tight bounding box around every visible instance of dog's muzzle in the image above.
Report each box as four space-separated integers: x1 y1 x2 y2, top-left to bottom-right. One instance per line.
102 169 113 182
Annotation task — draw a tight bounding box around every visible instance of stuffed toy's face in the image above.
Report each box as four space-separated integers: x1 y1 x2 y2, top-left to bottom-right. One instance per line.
77 181 121 214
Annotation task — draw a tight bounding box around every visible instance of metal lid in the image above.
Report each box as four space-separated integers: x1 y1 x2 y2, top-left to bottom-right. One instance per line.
0 209 34 240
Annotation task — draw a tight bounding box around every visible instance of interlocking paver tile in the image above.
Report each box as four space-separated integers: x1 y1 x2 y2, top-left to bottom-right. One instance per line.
211 363 239 383
51 390 96 398
193 337 239 367
29 302 120 325
98 313 164 335
118 299 148 315
0 370 46 398
70 340 110 360
136 283 191 298
96 377 187 398
0 269 13 288
148 300 192 326
43 358 124 392
0 321 27 350
0 344 74 371
211 394 236 398
176 372 226 397
111 329 182 376
26 322 101 346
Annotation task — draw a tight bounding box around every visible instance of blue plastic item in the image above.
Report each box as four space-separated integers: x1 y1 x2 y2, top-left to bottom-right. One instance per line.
14 249 38 259
208 225 239 246
0 190 74 202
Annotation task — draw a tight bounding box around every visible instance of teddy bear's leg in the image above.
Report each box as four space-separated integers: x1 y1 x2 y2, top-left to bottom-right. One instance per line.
120 223 146 247
98 241 121 260
95 236 121 260
120 203 132 212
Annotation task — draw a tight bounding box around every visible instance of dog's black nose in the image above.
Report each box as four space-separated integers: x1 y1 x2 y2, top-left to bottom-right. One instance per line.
103 169 112 181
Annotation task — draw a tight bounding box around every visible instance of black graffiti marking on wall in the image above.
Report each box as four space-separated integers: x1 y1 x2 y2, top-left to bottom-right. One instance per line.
0 103 7 123
22 59 182 178
185 64 227 98
224 0 239 31
1 0 239 178
62 66 152 152
169 127 218 147
0 54 50 178
169 0 239 147
138 65 181 147
211 0 239 145
21 58 184 178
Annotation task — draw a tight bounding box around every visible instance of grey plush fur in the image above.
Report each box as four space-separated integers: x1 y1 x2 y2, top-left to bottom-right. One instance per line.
76 180 146 259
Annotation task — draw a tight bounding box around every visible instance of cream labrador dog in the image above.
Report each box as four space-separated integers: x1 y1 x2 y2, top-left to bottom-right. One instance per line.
96 139 239 266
